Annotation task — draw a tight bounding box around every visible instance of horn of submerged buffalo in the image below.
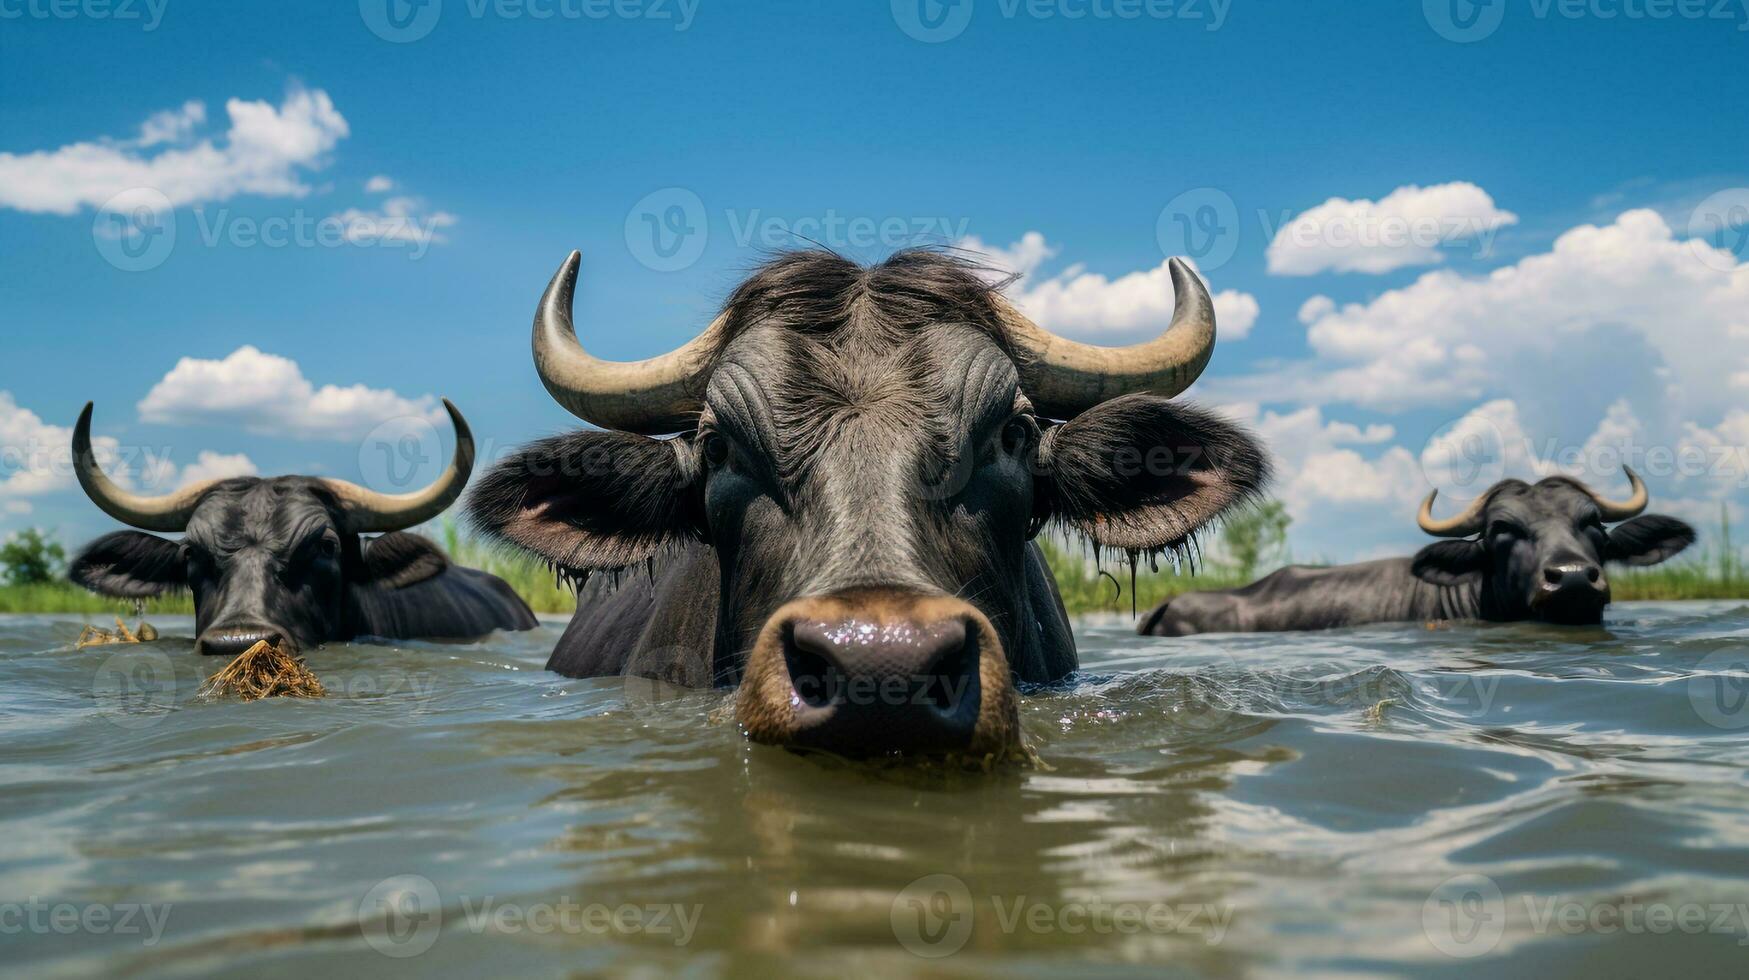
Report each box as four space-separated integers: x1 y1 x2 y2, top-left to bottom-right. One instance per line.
532 250 722 435
73 402 219 532
1417 488 1489 538
1588 465 1649 522
999 257 1217 419
321 399 475 533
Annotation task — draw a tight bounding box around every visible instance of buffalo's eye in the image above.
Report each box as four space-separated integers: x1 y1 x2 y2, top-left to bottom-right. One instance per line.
314 531 340 560
701 432 730 469
1000 417 1035 457
1487 520 1522 540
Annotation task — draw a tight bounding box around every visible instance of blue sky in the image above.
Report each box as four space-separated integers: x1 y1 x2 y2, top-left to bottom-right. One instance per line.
2 0 1747 563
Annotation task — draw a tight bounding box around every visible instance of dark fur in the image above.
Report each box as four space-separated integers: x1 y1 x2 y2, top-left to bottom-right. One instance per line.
70 477 537 651
470 249 1268 686
1141 476 1695 636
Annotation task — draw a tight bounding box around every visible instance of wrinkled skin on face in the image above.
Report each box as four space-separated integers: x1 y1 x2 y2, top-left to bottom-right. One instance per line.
470 250 1271 758
1141 475 1696 636
70 477 537 653
1410 477 1694 624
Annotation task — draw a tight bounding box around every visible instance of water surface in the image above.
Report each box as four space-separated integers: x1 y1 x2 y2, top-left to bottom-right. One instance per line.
3 604 1748 977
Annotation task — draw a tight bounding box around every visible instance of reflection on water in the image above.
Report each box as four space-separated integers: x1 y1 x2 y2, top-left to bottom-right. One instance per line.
2 604 1749 976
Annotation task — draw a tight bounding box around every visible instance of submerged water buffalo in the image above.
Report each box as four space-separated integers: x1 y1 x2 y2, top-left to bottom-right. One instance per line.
468 248 1268 757
69 401 537 654
1141 469 1695 636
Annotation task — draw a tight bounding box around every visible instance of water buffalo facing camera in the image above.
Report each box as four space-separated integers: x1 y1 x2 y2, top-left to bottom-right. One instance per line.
1141 468 1695 636
68 401 537 654
468 248 1269 758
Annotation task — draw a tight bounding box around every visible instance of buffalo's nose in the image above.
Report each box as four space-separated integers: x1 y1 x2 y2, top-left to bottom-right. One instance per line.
196 627 284 656
781 612 982 752
1542 562 1605 592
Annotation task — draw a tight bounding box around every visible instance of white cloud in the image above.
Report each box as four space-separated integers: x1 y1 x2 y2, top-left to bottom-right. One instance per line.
141 450 259 491
364 174 396 193
330 195 457 249
0 88 349 215
4 501 32 516
1213 210 1749 420
0 392 128 499
1266 181 1518 276
136 347 441 441
137 101 207 147
1222 402 1424 520
959 233 1261 341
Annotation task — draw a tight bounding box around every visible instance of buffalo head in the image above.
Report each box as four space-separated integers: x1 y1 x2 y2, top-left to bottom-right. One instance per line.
1412 468 1694 624
68 400 476 653
470 249 1269 757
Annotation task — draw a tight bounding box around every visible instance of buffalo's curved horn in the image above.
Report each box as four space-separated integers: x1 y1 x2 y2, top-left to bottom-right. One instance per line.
73 402 219 532
998 257 1217 419
1417 489 1489 538
321 399 475 533
533 251 722 435
1588 465 1648 522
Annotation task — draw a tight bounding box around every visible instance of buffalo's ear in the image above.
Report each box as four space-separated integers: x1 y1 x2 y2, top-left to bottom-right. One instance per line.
466 430 699 572
1606 514 1695 566
1411 539 1485 586
68 531 186 598
357 532 450 589
1037 395 1270 552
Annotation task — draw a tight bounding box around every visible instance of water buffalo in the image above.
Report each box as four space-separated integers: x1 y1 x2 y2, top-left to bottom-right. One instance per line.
68 400 537 654
1140 469 1695 636
467 248 1268 758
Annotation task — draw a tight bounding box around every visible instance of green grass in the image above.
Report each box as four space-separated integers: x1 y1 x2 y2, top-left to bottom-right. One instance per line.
0 582 193 616
5 517 1745 617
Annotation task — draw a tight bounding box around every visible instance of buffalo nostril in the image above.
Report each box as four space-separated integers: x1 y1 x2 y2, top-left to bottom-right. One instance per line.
1544 567 1565 586
1586 566 1601 583
783 624 842 709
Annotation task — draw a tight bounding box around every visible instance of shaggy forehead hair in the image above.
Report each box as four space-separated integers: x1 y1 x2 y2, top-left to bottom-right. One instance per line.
706 249 1028 486
713 248 1018 352
1488 476 1602 511
185 477 345 550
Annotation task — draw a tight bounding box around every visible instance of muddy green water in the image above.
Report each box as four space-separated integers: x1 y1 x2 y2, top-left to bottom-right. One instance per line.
3 604 1749 978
